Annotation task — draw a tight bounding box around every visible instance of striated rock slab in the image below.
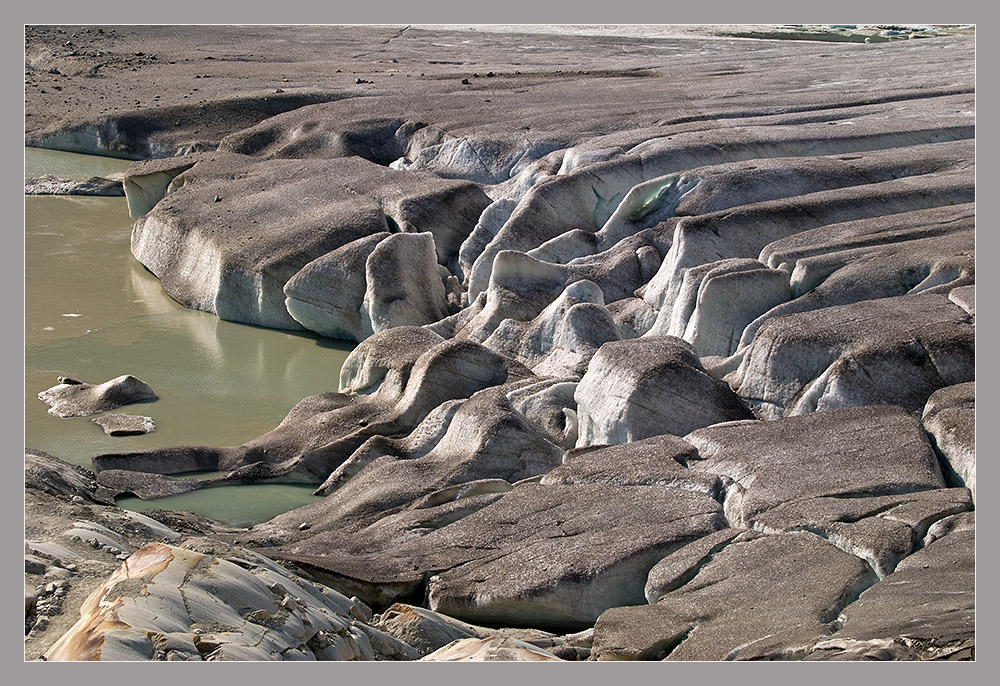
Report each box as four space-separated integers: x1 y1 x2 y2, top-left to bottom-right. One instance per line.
25 25 977 662
591 531 878 660
421 636 563 661
38 375 157 418
372 602 577 658
807 522 975 660
685 405 947 528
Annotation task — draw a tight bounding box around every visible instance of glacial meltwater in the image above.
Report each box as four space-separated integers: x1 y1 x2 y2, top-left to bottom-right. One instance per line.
24 148 355 526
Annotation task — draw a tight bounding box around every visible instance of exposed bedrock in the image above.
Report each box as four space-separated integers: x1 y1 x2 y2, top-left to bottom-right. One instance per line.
574 336 752 447
372 603 590 660
726 293 974 419
922 382 976 501
38 375 157 419
591 531 878 661
806 520 975 661
92 332 529 497
261 483 726 630
684 405 948 529
128 153 489 330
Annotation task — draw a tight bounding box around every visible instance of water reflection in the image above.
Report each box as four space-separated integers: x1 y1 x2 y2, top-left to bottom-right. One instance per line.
115 484 323 528
25 148 354 522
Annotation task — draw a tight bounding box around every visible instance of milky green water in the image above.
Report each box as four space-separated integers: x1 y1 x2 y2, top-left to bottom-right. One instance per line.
25 148 353 526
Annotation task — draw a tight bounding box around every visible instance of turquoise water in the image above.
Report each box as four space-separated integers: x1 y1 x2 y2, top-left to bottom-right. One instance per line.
25 148 353 526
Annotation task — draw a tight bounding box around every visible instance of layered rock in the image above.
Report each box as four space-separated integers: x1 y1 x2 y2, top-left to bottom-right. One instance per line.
44 541 411 661
27 24 977 662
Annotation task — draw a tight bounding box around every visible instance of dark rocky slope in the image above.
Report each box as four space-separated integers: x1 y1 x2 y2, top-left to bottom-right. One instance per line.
26 24 975 661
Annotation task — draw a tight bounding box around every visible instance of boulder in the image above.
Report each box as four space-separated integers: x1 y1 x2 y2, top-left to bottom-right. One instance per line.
574 336 752 447
283 232 390 341
38 375 157 418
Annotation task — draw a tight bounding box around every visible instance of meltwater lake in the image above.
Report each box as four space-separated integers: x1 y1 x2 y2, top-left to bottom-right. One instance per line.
25 148 355 525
